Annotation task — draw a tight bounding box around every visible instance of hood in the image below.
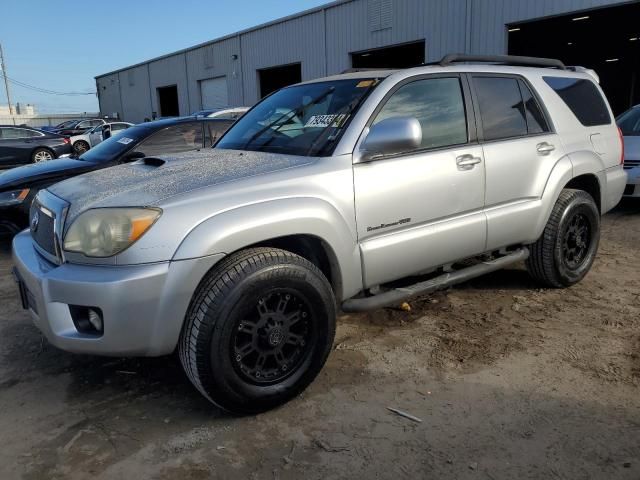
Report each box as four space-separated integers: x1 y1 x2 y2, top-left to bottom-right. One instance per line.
623 135 640 160
0 158 97 191
48 149 315 223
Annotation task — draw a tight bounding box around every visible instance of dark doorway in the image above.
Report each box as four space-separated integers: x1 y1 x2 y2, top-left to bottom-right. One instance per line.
508 3 640 115
351 40 426 69
157 85 179 117
259 63 302 98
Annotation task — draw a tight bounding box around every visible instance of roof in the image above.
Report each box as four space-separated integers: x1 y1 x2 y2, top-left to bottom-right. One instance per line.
95 0 354 79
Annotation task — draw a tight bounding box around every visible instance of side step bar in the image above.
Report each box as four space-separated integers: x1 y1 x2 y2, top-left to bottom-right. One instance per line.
341 248 529 313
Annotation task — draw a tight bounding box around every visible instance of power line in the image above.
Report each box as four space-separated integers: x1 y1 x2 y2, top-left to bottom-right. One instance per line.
0 72 96 96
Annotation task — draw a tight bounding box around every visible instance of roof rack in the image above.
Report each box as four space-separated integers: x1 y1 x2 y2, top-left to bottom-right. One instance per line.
439 54 567 70
340 67 396 74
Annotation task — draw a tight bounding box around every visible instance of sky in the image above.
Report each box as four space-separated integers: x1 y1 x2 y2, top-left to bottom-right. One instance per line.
1 0 328 114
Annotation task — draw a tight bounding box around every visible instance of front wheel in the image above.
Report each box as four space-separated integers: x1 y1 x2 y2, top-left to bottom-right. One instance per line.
526 189 600 288
179 248 336 414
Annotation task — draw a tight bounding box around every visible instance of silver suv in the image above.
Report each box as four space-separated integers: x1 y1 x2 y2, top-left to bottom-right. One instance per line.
12 55 627 413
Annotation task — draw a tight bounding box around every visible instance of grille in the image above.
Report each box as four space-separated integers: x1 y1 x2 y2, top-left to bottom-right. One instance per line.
624 159 640 170
30 201 57 257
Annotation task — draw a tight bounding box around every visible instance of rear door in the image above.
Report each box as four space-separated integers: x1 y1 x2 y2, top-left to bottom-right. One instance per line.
469 74 564 250
353 74 487 287
0 127 37 166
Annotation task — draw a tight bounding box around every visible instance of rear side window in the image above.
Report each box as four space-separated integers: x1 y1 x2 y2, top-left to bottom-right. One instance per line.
517 80 549 134
473 77 528 141
372 77 468 151
543 76 611 126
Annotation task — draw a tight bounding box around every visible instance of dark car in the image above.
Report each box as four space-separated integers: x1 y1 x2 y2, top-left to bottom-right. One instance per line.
55 118 107 136
0 125 72 169
0 117 233 237
39 119 84 133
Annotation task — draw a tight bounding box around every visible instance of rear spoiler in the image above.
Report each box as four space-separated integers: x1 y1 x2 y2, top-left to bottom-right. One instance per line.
567 66 600 83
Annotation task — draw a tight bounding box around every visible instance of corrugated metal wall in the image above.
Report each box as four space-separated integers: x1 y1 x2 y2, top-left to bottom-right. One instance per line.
96 0 630 122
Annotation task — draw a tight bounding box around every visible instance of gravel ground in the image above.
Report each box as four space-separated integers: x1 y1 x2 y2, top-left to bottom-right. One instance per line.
0 200 639 480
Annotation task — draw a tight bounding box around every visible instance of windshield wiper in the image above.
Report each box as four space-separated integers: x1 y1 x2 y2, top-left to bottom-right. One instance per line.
241 86 335 150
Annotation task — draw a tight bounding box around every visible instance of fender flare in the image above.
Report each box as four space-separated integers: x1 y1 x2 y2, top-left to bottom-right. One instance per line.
172 197 363 300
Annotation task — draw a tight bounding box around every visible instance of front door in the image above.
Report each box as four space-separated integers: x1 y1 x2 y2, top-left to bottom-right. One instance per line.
353 75 487 288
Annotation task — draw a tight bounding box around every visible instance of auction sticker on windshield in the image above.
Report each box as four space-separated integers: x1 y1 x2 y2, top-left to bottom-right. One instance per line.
117 137 134 145
304 114 349 128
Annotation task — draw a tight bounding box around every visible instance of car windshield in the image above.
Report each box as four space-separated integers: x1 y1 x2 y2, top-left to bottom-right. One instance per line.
617 107 640 136
77 125 151 163
216 78 380 156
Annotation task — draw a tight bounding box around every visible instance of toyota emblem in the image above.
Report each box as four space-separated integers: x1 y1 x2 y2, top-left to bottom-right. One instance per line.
31 210 40 232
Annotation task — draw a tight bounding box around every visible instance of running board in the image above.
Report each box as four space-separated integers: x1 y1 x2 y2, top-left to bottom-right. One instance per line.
341 248 529 313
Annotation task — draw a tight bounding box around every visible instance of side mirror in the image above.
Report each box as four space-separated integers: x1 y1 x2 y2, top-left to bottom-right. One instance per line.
359 117 422 162
123 151 145 163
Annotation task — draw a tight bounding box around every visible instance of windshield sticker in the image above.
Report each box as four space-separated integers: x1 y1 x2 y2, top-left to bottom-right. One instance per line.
116 137 134 145
304 114 349 128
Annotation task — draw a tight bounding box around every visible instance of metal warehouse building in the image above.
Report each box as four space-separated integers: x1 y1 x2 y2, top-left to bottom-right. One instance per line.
95 0 639 123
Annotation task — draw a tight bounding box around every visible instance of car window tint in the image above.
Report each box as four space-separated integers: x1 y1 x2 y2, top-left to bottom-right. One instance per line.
372 77 468 151
111 123 128 131
543 76 611 126
617 107 640 136
474 77 528 141
205 121 232 146
517 80 549 134
0 127 31 139
137 123 203 156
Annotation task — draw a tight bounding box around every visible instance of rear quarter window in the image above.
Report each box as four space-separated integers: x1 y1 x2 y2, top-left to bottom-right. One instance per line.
543 76 611 127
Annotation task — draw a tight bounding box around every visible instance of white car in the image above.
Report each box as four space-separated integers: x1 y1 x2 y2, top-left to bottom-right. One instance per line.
617 105 640 197
206 107 249 120
70 122 134 154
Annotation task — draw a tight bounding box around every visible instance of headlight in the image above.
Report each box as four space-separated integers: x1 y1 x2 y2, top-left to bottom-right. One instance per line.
0 189 30 207
63 208 161 257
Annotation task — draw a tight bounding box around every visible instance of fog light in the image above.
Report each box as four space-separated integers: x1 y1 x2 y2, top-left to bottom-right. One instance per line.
69 305 104 335
88 308 103 332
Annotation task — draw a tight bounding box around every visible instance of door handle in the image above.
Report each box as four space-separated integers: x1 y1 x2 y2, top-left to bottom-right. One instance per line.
456 154 482 170
537 142 555 155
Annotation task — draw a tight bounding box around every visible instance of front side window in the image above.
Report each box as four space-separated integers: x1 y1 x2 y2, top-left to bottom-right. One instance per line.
543 76 611 127
473 76 528 141
372 77 468 151
217 78 380 156
205 121 233 146
137 123 203 156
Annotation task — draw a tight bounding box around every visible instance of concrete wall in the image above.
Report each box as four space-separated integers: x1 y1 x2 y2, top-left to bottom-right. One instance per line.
95 0 629 123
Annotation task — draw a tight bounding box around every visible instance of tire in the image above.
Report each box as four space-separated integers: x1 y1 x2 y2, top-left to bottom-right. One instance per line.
526 189 600 288
179 247 336 414
32 148 54 163
73 140 90 154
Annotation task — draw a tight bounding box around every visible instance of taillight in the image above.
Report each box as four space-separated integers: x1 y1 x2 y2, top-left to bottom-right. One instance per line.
618 127 625 165
63 137 70 144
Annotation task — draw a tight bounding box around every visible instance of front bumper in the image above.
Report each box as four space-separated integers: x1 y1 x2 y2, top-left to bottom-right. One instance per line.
12 230 225 356
623 166 640 197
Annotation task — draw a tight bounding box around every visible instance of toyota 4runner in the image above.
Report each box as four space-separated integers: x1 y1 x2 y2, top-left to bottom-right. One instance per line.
12 55 627 414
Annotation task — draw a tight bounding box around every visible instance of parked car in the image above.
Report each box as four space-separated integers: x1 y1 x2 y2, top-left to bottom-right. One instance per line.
0 125 72 169
39 119 84 133
0 117 233 238
207 107 249 120
70 122 134 154
617 104 640 197
12 55 626 414
55 118 108 136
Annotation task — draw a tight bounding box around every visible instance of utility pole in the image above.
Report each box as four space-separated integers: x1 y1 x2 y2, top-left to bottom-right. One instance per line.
0 43 14 116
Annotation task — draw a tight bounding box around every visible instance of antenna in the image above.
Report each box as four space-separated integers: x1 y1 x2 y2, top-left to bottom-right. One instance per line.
0 43 14 115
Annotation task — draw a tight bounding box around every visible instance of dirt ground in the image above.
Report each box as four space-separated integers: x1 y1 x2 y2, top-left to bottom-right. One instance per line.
0 201 639 480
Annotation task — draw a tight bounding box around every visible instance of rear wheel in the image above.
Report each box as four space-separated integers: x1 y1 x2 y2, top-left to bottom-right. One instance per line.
32 148 53 163
73 140 90 154
526 189 600 287
179 248 336 414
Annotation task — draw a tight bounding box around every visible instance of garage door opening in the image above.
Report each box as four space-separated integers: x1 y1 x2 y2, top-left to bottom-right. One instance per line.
259 63 302 98
200 77 229 109
508 3 640 115
351 40 426 69
157 85 179 117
